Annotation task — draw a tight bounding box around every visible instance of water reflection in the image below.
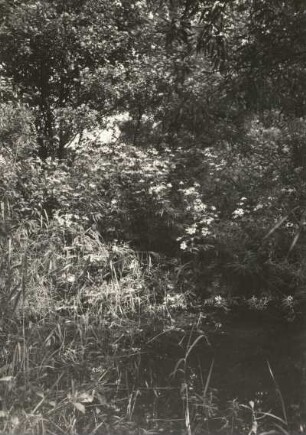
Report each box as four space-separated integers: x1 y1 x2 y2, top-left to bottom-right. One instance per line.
112 311 305 433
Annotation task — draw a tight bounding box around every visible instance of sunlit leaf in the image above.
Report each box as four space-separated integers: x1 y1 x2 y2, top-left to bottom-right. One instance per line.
0 376 14 382
73 402 86 414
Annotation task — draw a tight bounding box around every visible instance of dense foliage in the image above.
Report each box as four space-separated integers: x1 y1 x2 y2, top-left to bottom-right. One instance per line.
0 0 305 433
1 0 305 304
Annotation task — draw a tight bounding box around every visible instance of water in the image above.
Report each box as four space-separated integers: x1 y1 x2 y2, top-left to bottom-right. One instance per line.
109 309 306 434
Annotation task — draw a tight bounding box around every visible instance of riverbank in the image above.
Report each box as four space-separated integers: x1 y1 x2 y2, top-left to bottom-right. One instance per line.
0 289 305 434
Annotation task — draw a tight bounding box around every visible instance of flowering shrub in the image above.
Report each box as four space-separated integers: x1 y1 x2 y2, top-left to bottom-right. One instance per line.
176 181 218 253
1 103 305 303
170 114 306 299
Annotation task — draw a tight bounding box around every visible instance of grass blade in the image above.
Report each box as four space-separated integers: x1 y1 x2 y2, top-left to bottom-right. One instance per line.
267 361 287 425
203 359 215 398
185 334 205 361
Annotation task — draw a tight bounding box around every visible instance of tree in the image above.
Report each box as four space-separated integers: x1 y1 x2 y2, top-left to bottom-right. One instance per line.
0 0 150 158
0 0 305 303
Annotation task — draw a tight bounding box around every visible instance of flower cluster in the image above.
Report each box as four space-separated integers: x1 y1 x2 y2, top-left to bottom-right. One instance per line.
177 182 218 252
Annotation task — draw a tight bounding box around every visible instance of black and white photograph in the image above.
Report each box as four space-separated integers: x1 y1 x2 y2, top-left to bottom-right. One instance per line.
0 0 305 433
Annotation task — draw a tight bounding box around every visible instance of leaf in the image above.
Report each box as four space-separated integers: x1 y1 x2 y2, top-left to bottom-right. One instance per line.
96 393 107 405
10 416 19 426
288 210 306 254
258 411 287 425
77 392 94 403
267 361 287 424
288 230 301 253
264 207 300 240
273 423 290 435
263 215 288 239
0 376 14 382
203 359 215 398
185 334 205 360
73 402 86 414
170 357 185 377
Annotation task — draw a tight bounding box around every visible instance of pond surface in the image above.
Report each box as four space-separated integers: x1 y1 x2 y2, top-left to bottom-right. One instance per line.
110 310 306 434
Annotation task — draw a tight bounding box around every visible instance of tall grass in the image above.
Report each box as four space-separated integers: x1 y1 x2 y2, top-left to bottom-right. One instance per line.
0 206 182 434
0 207 302 434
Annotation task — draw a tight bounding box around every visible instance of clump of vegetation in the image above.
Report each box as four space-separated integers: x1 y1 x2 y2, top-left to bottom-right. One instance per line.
0 208 179 434
0 0 305 433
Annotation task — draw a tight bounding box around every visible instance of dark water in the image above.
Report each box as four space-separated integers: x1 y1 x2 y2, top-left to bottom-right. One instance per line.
111 310 306 434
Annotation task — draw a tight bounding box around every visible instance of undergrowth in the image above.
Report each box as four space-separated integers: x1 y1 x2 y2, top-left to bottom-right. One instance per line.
0 211 179 434
0 209 304 434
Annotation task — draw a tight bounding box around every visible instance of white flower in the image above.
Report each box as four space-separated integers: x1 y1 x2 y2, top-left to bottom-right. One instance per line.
201 217 214 225
195 205 206 213
186 226 196 235
66 275 76 283
180 241 188 250
201 227 210 236
149 184 166 194
214 296 223 305
184 187 196 196
232 208 244 218
253 203 263 211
